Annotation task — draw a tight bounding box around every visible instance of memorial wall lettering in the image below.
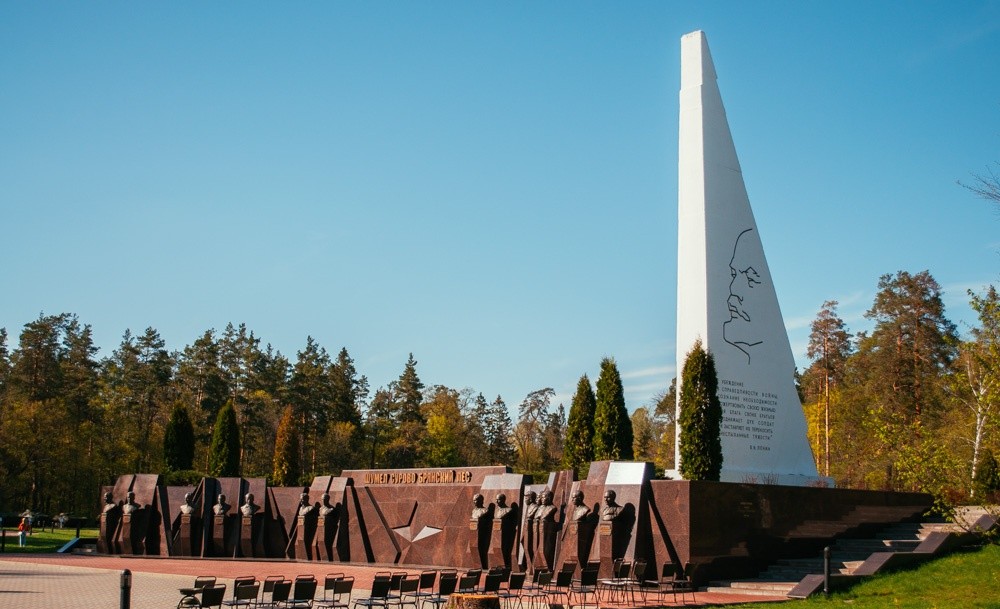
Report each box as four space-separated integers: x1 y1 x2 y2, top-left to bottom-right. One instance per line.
362 469 473 485
718 378 776 451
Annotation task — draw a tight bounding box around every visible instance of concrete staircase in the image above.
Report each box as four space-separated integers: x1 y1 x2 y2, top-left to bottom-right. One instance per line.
706 519 965 597
62 538 99 554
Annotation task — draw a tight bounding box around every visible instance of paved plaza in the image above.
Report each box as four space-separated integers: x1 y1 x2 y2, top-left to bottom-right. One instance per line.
0 554 786 608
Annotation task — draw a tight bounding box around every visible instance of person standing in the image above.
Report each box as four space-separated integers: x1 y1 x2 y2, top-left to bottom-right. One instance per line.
17 518 28 547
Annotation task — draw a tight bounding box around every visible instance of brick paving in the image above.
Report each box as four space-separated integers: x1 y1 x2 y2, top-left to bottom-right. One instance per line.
0 554 788 609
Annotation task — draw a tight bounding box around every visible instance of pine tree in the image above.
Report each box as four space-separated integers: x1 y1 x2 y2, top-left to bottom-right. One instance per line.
396 353 425 425
513 388 555 474
593 358 633 460
563 374 596 475
164 404 196 471
289 336 334 477
242 343 289 478
804 300 852 477
861 270 958 422
175 330 229 459
846 271 958 491
364 388 397 468
209 402 241 477
272 405 300 485
486 396 516 466
462 393 491 466
330 347 368 428
678 339 723 481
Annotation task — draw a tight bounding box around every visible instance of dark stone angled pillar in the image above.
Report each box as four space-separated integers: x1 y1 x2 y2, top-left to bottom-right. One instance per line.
518 486 543 572
294 511 318 560
120 511 145 554
211 514 237 557
98 508 121 554
536 511 560 570
239 513 260 557
313 504 339 561
469 511 491 569
488 505 519 570
176 513 199 556
570 517 597 567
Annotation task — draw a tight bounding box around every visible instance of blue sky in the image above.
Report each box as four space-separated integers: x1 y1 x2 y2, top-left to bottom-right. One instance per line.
2 2 998 414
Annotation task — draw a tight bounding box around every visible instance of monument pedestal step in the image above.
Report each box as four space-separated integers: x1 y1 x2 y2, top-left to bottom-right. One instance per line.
706 580 796 596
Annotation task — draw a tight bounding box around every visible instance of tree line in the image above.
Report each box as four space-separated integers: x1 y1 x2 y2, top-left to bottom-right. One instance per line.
2 268 995 516
800 271 1000 501
0 318 640 516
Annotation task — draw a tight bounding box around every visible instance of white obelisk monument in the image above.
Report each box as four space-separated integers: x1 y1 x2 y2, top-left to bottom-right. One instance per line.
674 31 822 485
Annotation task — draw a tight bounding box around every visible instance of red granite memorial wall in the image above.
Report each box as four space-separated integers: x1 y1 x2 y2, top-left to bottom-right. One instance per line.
100 465 933 585
646 480 933 585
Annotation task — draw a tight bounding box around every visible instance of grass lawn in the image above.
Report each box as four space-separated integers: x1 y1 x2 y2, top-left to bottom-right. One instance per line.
726 543 1000 608
0 527 99 554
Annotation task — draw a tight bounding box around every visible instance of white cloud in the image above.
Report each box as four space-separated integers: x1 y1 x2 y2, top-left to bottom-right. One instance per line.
621 365 675 380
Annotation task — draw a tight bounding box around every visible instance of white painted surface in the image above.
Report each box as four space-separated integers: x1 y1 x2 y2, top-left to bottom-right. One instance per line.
674 31 822 486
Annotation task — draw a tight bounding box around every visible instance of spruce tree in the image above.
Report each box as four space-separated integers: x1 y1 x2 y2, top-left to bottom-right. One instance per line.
593 358 633 460
678 339 723 480
208 401 241 477
163 404 196 471
486 396 516 466
396 353 425 424
273 405 300 486
563 374 596 475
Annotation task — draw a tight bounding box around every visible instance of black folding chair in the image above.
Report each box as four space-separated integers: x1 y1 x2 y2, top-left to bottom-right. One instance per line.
598 559 630 604
481 571 504 595
520 571 551 609
497 571 526 609
546 569 572 609
420 570 457 609
354 575 392 609
568 567 598 609
282 577 318 608
179 576 219 609
318 574 345 606
317 575 353 609
223 581 259 609
411 570 437 606
457 573 480 594
199 585 228 609
674 563 697 604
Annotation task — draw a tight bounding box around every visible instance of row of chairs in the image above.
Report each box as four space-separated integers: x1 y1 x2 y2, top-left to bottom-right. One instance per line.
178 573 355 609
354 567 535 609
178 561 696 609
595 559 697 606
492 560 696 609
